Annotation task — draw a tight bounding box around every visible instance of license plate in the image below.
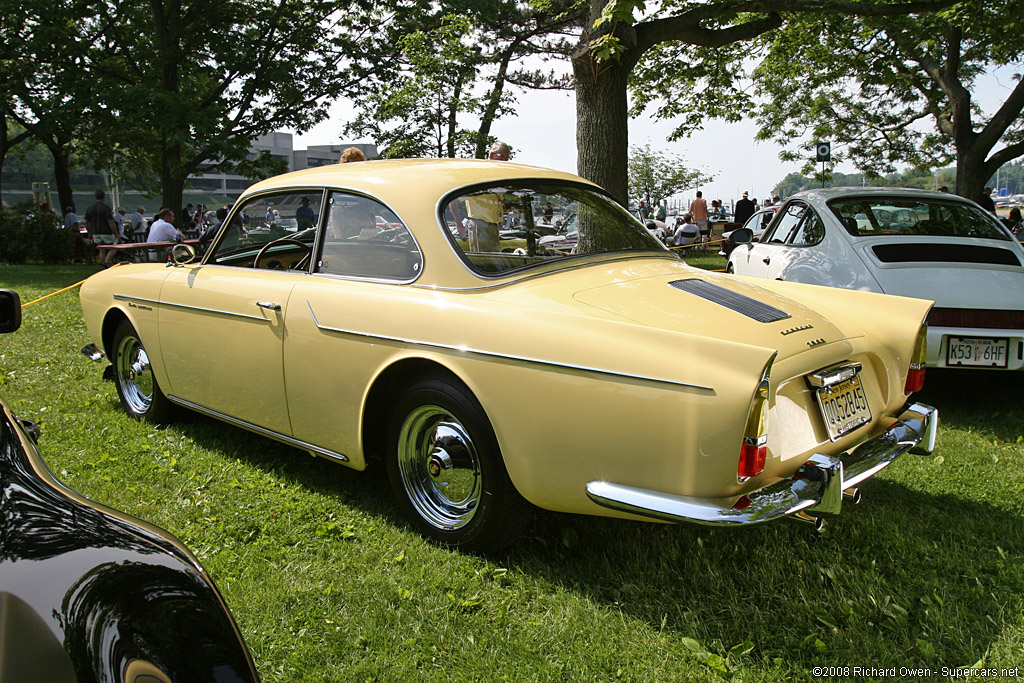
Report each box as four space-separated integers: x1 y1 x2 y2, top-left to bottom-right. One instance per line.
946 336 1009 368
814 375 871 442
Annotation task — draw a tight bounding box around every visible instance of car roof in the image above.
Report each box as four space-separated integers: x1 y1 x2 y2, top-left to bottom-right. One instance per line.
243 159 597 200
790 186 974 204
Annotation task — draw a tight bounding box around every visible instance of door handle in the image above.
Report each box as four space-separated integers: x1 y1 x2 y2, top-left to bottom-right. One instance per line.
762 257 771 265
256 301 281 311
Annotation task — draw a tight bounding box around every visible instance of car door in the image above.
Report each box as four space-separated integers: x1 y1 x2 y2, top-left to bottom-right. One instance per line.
733 203 807 278
156 190 323 436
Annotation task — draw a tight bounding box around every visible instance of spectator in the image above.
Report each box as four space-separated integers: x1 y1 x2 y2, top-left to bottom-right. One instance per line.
673 213 699 246
84 189 118 267
296 197 315 230
1006 207 1022 240
978 186 996 214
734 191 755 224
63 205 80 232
201 206 229 243
147 209 181 243
340 147 366 163
127 207 146 241
183 203 195 223
689 191 709 241
488 140 511 161
113 208 129 240
638 199 651 219
655 202 667 222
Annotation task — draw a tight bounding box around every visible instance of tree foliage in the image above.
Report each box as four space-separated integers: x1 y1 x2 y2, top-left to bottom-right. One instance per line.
343 0 577 160
627 142 713 206
751 0 1024 199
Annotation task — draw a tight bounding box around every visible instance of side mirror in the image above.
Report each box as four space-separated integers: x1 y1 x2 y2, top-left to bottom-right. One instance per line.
170 243 198 265
731 227 754 245
0 289 22 334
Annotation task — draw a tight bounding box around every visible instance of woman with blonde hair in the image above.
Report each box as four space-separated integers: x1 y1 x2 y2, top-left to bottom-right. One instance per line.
340 147 366 163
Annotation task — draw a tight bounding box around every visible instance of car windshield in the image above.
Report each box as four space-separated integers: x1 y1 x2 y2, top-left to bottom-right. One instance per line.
442 181 668 276
828 197 1010 240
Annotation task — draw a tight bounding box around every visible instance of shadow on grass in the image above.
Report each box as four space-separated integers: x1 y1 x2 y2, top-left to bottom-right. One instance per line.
505 477 1022 670
917 369 1024 442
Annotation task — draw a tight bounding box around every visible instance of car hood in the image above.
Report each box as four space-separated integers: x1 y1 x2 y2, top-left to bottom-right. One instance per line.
851 236 1024 309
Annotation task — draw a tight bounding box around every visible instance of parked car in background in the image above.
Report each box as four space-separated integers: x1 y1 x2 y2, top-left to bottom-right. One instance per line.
718 206 780 258
728 187 1024 371
80 161 936 552
0 290 259 683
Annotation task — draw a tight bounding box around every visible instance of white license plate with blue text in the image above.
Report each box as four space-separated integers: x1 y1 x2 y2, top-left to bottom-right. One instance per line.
946 336 1008 368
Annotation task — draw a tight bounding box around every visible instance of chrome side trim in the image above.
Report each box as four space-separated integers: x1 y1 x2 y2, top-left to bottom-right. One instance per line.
167 395 350 463
113 294 272 323
307 302 714 392
586 402 937 526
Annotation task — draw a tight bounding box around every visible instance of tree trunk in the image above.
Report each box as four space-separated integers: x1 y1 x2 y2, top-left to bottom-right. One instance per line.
953 148 988 202
573 54 632 205
48 143 74 215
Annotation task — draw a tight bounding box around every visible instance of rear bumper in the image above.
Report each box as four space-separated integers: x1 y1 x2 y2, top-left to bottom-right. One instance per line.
585 402 937 527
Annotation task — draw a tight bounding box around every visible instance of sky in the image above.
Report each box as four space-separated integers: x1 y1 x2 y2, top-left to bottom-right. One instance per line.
291 65 1020 208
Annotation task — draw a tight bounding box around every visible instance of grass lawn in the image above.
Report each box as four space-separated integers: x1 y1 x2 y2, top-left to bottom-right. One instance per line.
1 264 1022 682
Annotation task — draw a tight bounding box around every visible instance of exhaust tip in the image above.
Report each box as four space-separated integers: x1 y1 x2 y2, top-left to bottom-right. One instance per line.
792 511 825 532
844 487 862 505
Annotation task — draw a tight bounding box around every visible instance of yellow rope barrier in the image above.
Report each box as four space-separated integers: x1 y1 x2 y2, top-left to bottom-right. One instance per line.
20 262 126 308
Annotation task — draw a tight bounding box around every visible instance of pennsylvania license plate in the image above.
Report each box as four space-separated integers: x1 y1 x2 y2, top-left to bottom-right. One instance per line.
815 375 872 442
946 336 1009 368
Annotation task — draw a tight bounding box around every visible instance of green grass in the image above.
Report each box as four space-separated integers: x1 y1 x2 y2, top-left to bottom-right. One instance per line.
1 264 1022 681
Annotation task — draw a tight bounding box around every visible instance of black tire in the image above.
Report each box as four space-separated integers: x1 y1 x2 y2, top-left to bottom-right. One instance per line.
111 320 177 424
385 374 531 553
726 262 735 274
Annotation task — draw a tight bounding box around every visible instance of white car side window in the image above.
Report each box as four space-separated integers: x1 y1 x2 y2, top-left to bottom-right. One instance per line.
765 203 806 244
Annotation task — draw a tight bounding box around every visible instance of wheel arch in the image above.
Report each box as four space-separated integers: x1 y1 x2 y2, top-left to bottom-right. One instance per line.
361 356 472 467
101 307 132 357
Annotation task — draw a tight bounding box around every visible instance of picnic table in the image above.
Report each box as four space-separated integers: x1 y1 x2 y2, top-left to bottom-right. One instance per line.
97 239 202 263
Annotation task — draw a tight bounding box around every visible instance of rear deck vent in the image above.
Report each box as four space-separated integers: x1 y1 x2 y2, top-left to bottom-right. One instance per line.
669 279 791 323
872 243 1022 267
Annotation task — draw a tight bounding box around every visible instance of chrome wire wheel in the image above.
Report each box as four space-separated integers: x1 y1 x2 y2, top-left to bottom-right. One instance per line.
396 405 483 530
116 332 154 415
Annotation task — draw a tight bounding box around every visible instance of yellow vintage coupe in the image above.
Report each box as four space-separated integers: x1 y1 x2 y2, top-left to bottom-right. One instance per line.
80 160 937 552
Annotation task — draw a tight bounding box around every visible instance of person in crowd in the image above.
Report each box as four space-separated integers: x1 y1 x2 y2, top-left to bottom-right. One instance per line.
939 186 950 193
464 141 510 251
655 202 667 222
147 209 180 243
673 213 699 247
127 207 145 241
296 197 316 230
978 186 996 214
689 191 709 241
1006 207 1022 240
63 205 80 232
646 219 666 243
182 203 195 223
340 147 367 163
734 191 755 224
488 140 511 161
638 199 650 219
201 206 229 243
113 208 129 240
84 189 118 267
772 194 783 207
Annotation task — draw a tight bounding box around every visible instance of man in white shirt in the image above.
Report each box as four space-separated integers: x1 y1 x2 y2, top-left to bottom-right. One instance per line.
147 209 181 242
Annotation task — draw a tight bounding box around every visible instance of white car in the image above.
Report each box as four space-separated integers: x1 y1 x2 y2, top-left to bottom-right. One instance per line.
728 187 1024 371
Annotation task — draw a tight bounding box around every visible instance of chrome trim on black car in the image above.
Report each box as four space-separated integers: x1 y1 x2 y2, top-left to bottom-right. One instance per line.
586 402 937 527
307 302 714 392
166 395 349 463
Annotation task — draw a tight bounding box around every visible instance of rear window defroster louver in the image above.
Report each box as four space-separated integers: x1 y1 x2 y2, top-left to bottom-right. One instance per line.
872 243 1022 267
669 279 792 323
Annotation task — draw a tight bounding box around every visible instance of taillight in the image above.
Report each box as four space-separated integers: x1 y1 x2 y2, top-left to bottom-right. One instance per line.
904 324 927 394
739 356 773 480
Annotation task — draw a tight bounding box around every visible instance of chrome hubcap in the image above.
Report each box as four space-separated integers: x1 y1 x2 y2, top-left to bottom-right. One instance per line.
397 406 482 530
117 335 153 414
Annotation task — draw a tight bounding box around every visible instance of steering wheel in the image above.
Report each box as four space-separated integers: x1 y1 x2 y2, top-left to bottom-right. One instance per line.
253 238 312 270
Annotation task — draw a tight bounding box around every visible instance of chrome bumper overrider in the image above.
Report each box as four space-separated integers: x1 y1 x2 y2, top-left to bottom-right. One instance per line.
586 402 937 527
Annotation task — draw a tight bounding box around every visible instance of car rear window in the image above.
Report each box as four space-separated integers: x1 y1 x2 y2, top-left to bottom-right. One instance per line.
440 181 668 277
828 197 1011 240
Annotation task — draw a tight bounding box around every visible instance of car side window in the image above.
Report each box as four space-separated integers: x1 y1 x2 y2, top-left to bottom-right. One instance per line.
208 191 322 268
316 192 421 280
763 203 806 244
789 209 826 246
